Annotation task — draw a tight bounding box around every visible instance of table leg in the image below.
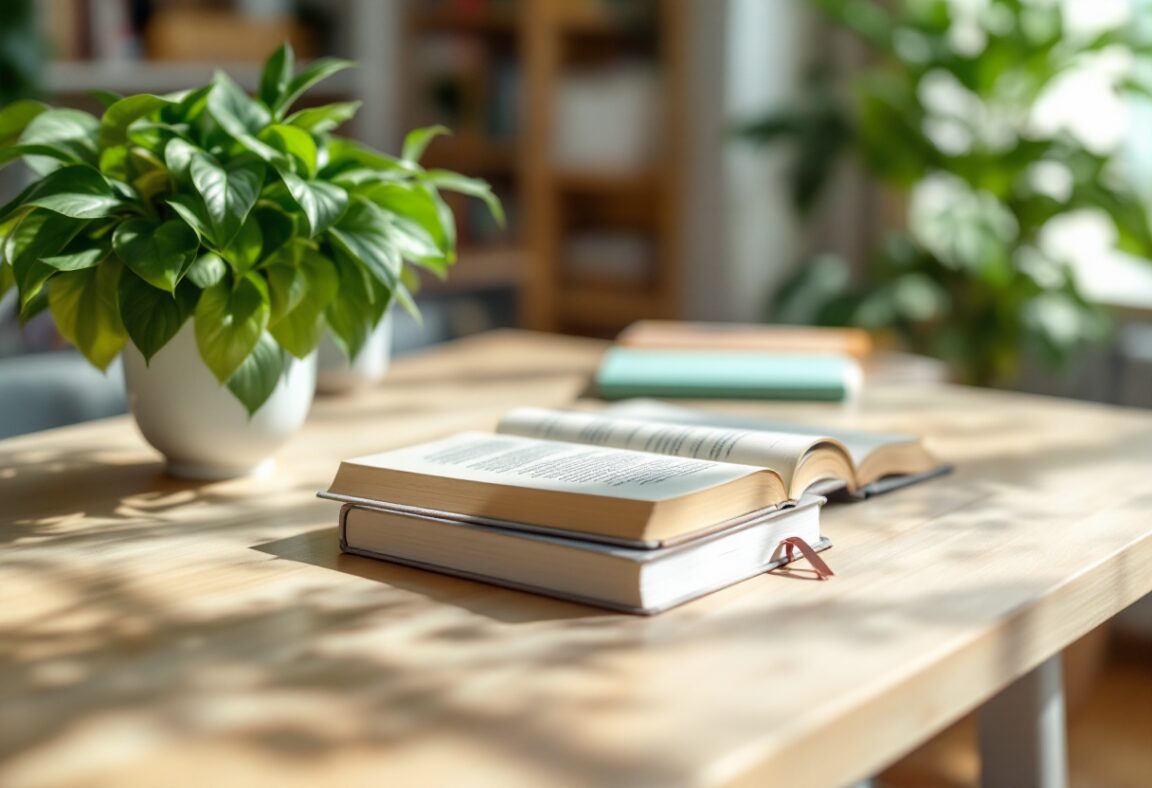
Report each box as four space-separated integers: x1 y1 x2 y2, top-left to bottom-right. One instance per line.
978 654 1068 788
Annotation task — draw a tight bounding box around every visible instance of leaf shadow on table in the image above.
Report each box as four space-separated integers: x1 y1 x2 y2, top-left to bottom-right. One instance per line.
0 443 325 550
4 507 1145 787
254 526 608 625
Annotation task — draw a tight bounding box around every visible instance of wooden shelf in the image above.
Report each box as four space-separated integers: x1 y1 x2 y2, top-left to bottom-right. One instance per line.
554 285 674 327
419 246 523 294
553 4 652 35
45 60 356 95
401 0 685 333
554 169 660 195
411 8 519 35
422 136 518 175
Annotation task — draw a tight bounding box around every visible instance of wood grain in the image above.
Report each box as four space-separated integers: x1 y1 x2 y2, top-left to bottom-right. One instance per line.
1 330 1150 788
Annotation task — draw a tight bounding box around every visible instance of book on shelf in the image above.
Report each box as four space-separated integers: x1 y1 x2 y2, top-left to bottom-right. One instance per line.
338 496 827 615
595 346 863 401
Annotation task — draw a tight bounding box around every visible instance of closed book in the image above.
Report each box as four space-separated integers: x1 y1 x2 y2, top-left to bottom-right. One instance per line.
595 347 862 401
339 497 827 615
617 321 874 358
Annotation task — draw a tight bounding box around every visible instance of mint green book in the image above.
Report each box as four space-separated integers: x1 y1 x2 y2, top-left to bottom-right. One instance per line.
595 348 861 401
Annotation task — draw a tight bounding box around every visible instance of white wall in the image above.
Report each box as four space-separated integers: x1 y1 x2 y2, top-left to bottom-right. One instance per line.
682 0 812 321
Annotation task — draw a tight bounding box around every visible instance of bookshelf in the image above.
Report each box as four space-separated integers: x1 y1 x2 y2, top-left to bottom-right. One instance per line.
402 0 686 333
34 1 399 156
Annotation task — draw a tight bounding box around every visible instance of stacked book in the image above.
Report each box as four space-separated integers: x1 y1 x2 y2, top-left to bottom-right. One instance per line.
321 403 947 614
597 321 875 401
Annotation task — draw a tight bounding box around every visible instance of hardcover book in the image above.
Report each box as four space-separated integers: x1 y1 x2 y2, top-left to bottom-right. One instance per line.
338 497 827 615
595 347 862 401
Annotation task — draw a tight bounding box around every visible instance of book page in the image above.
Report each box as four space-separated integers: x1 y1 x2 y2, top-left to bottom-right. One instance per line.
601 400 917 467
349 432 766 502
498 408 826 488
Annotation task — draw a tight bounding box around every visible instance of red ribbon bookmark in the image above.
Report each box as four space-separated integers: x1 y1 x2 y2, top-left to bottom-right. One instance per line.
780 537 835 580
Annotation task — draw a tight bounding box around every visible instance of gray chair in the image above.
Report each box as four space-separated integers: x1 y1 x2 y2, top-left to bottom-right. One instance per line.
0 351 127 439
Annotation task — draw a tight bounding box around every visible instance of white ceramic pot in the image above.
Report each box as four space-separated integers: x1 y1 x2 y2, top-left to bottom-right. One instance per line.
316 309 393 394
122 324 316 480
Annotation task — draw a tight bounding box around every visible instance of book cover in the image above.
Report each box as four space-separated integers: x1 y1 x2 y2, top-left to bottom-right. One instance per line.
595 348 862 401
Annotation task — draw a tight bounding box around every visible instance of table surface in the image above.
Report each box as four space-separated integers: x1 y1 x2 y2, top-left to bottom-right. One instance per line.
2 330 1151 788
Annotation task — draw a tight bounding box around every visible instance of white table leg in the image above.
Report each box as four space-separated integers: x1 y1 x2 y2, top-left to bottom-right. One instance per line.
978 654 1068 788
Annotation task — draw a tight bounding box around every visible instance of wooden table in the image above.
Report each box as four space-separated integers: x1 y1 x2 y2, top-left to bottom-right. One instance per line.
2 330 1150 788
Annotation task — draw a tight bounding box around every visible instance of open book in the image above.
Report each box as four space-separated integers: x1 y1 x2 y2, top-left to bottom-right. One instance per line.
322 403 945 546
497 403 945 499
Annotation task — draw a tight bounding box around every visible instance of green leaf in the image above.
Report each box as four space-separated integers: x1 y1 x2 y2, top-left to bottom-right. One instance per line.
251 205 294 264
421 169 505 227
361 181 450 253
0 143 83 171
208 70 271 137
221 213 263 272
325 249 377 360
260 42 295 112
99 93 177 146
98 145 129 179
284 101 361 134
260 123 318 176
433 188 456 251
194 273 270 383
402 125 450 163
186 252 227 289
41 246 106 272
5 210 88 309
48 257 127 371
18 108 100 175
226 332 287 415
189 152 264 247
0 99 48 145
327 197 402 291
164 84 212 127
90 90 123 109
166 193 213 242
271 253 339 359
390 217 447 274
322 138 414 177
0 261 13 300
369 267 406 324
119 270 199 363
278 170 348 237
275 57 355 116
23 165 124 219
113 218 199 293
163 137 199 185
266 262 308 323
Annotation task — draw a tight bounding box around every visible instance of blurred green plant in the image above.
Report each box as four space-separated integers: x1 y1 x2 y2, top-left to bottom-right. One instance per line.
0 0 41 106
0 43 502 414
744 0 1152 385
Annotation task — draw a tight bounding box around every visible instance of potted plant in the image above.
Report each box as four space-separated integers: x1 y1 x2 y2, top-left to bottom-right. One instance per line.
742 0 1152 386
0 43 502 478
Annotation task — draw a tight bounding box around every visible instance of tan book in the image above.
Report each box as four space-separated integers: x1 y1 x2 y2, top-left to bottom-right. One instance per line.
323 432 794 546
616 320 874 358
